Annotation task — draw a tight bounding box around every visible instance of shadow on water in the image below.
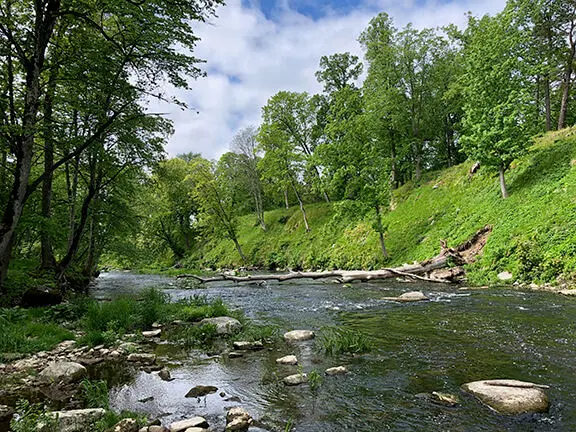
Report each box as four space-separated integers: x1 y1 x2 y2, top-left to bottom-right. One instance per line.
94 272 576 431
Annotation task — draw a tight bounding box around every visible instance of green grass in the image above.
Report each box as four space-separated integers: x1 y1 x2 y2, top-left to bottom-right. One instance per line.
0 308 74 361
178 128 576 286
317 326 374 356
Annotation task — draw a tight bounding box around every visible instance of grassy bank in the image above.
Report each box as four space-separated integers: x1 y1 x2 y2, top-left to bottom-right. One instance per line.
179 128 576 286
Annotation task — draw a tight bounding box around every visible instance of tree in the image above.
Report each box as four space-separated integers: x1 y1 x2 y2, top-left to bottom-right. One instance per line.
190 158 247 263
461 11 535 199
315 52 363 93
230 126 266 230
0 0 223 291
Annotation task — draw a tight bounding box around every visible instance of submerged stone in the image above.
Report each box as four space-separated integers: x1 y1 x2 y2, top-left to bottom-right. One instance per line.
462 379 549 415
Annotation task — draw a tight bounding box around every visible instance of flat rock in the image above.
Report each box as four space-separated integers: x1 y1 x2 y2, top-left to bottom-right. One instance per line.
382 291 429 302
127 353 156 364
559 289 576 296
39 408 105 432
39 361 87 384
185 385 218 398
200 316 242 335
142 329 162 338
462 379 549 415
233 341 264 350
169 417 208 432
283 330 315 342
283 373 308 386
276 355 298 365
325 366 348 376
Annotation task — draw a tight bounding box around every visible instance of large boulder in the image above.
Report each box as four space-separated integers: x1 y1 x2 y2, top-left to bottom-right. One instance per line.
462 379 550 415
283 330 315 342
39 361 87 384
38 408 105 432
200 317 242 335
226 407 253 432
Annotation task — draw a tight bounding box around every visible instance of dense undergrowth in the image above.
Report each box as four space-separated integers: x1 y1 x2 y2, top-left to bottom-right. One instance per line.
160 128 576 286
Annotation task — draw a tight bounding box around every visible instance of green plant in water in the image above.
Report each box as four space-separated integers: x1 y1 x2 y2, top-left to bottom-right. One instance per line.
318 326 373 356
79 379 109 409
284 418 294 432
10 400 57 432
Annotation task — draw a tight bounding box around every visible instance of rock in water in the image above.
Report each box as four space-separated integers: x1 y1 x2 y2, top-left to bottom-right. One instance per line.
325 366 348 376
382 291 429 302
39 361 87 384
233 341 264 350
169 417 208 432
283 373 308 386
462 379 549 415
283 330 315 342
111 418 139 432
200 316 242 335
185 385 218 398
276 355 298 365
226 407 253 431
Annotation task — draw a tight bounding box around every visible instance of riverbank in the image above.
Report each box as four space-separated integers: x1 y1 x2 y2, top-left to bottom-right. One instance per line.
116 128 576 289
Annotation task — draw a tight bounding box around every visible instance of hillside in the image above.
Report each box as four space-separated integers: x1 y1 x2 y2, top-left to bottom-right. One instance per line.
181 128 576 286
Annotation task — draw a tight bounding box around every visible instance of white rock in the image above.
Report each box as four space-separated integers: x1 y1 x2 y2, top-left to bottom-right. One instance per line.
497 271 514 281
142 329 162 338
276 355 298 365
169 417 208 432
233 341 264 350
382 291 429 302
283 373 308 386
325 366 348 376
39 361 87 384
199 316 242 335
283 330 315 342
462 379 549 415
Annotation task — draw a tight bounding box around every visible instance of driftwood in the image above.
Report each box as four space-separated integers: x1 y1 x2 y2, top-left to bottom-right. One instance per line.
178 226 492 284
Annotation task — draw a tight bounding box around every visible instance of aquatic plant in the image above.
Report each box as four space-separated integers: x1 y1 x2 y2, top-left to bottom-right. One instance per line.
317 326 373 356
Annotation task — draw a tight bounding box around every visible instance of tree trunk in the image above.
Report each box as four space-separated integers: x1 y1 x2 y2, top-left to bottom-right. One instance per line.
544 75 552 131
40 66 59 270
232 237 247 263
558 26 576 130
499 165 509 199
374 204 388 258
181 226 493 284
284 190 290 209
0 0 61 290
290 179 310 232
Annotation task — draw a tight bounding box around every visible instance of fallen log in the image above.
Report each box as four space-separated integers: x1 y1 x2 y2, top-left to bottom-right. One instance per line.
178 226 492 284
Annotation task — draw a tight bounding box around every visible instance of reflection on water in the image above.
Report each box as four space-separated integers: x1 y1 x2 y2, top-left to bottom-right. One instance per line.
94 272 576 431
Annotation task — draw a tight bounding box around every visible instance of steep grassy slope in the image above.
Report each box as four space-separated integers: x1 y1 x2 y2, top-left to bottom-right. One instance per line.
187 128 576 286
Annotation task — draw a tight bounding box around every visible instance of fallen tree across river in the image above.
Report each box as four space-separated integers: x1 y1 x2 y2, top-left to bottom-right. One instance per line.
177 225 492 284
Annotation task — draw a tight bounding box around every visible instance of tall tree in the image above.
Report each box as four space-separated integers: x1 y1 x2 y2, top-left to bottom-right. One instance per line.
461 11 535 199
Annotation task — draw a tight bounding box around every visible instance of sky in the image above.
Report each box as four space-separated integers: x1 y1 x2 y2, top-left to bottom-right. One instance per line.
150 0 507 160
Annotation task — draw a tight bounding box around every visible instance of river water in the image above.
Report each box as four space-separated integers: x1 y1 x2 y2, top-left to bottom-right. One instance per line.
93 272 576 431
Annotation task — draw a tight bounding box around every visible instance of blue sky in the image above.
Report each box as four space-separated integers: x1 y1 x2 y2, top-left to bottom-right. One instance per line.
148 0 508 159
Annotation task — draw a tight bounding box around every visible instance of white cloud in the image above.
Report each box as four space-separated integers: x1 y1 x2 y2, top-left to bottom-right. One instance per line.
150 0 507 160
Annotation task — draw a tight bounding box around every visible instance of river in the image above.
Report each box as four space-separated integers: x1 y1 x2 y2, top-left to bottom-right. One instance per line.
92 272 576 431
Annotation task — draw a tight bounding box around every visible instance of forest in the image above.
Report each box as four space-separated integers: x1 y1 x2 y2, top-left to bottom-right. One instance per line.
1 0 576 302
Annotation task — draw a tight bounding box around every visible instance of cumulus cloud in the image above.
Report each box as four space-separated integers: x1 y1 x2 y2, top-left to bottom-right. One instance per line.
149 0 507 160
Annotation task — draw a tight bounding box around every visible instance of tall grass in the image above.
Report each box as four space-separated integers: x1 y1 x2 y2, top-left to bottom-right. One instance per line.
317 327 373 356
